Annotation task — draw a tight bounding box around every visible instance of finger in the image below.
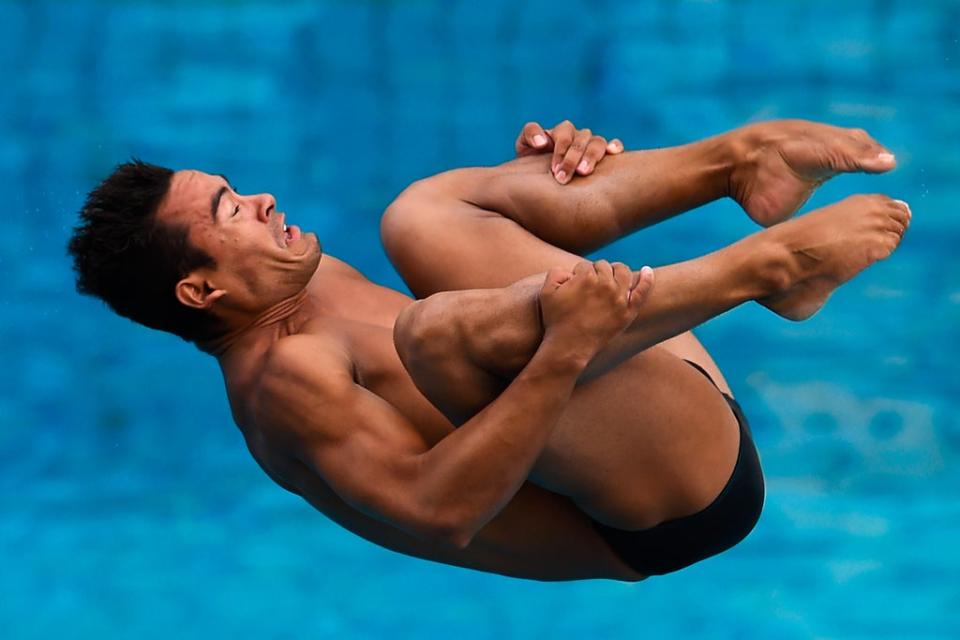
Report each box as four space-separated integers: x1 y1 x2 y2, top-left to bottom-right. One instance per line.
606 138 624 154
628 266 655 308
550 120 576 179
593 259 613 279
576 136 609 176
611 262 632 290
572 260 594 277
516 121 551 157
556 128 592 184
541 266 573 291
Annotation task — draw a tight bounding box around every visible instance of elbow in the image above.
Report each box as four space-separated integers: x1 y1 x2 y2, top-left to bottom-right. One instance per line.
446 530 475 551
424 515 477 551
408 494 479 550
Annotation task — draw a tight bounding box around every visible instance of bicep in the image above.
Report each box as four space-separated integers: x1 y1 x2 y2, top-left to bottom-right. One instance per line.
300 385 431 529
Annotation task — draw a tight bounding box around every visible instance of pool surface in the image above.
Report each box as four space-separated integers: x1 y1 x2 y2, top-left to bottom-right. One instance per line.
2 1 958 638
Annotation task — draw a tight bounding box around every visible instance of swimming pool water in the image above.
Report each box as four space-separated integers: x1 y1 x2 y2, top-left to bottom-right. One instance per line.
2 1 958 638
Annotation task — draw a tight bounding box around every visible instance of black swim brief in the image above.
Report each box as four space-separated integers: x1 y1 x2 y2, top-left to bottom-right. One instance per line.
591 360 765 577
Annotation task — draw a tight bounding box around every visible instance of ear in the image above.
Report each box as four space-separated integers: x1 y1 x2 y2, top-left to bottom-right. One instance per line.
175 273 226 310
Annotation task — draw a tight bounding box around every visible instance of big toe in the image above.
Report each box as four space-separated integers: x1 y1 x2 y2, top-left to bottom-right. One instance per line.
859 150 897 173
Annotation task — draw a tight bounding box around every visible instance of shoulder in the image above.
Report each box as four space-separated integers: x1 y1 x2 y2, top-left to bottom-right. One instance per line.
261 332 357 400
252 333 356 441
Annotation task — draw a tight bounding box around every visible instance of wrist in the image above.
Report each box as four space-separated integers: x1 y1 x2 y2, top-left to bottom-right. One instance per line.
535 332 595 376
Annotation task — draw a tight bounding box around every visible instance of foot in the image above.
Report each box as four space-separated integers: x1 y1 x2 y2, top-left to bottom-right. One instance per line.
728 120 897 227
753 194 911 320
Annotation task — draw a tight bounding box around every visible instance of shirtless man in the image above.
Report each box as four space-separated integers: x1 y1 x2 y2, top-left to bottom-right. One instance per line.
68 119 909 581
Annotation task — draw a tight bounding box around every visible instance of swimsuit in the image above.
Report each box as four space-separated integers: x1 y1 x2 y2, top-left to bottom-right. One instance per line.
591 361 765 576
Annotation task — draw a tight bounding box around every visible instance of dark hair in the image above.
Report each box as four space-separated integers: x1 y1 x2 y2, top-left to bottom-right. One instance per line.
68 159 225 346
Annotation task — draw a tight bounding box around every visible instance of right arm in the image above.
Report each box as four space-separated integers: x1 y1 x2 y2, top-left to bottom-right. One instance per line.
256 263 649 550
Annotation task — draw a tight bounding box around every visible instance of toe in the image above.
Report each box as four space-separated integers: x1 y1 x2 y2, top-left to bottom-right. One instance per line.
859 150 897 173
845 127 896 173
889 199 912 231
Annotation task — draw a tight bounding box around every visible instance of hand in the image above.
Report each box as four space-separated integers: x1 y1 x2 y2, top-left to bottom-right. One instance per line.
538 260 655 365
515 120 625 184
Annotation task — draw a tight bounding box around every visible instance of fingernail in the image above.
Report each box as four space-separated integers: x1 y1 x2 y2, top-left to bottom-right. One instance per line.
893 199 911 213
552 163 559 174
555 169 567 183
533 134 547 147
577 160 590 174
878 152 895 163
640 266 654 276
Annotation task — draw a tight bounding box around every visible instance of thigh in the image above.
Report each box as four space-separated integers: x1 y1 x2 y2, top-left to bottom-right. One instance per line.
396 290 741 532
540 348 740 530
382 199 731 394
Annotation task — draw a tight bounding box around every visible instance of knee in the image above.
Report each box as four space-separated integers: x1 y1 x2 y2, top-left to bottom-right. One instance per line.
393 295 462 374
381 175 460 264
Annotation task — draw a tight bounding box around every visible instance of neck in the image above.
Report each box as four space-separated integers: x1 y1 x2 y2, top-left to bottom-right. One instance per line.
199 287 310 358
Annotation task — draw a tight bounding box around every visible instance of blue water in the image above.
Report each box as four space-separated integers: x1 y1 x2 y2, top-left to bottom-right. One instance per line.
2 1 958 638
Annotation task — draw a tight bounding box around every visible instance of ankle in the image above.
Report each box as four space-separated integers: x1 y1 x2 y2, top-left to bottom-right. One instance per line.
735 237 798 299
725 121 782 201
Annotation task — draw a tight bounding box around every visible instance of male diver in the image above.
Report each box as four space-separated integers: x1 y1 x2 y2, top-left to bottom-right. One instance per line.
68 119 909 580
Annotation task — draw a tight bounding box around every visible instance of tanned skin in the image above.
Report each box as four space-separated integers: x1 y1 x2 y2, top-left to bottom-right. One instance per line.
157 120 908 581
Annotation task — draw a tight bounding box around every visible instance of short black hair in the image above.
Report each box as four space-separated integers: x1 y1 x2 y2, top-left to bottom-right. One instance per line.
67 159 225 346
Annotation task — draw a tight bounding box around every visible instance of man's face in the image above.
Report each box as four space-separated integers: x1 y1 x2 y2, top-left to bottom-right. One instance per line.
158 170 323 313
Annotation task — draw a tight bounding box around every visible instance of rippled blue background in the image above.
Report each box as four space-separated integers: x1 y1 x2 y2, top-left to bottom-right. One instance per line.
2 1 958 638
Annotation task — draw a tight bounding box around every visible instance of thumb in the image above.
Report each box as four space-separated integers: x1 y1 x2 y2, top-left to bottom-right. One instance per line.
542 266 574 292
627 266 655 309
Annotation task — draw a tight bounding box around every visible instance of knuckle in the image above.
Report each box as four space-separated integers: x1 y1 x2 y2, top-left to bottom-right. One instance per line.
585 145 605 160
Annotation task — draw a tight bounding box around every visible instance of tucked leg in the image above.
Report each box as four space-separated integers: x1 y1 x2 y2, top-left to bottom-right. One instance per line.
383 120 897 392
393 193 910 530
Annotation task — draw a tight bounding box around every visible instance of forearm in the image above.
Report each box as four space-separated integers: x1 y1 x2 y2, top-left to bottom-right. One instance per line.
414 338 585 547
451 133 736 254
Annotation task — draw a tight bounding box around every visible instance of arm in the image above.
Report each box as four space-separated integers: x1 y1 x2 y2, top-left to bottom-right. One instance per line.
258 267 644 549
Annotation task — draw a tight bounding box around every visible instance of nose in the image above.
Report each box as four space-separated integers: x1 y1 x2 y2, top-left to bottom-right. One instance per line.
254 193 276 223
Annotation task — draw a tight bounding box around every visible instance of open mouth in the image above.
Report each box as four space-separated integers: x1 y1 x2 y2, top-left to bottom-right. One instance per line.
281 222 300 248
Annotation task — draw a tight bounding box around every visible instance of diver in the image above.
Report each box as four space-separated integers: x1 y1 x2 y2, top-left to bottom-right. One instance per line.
68 119 908 580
